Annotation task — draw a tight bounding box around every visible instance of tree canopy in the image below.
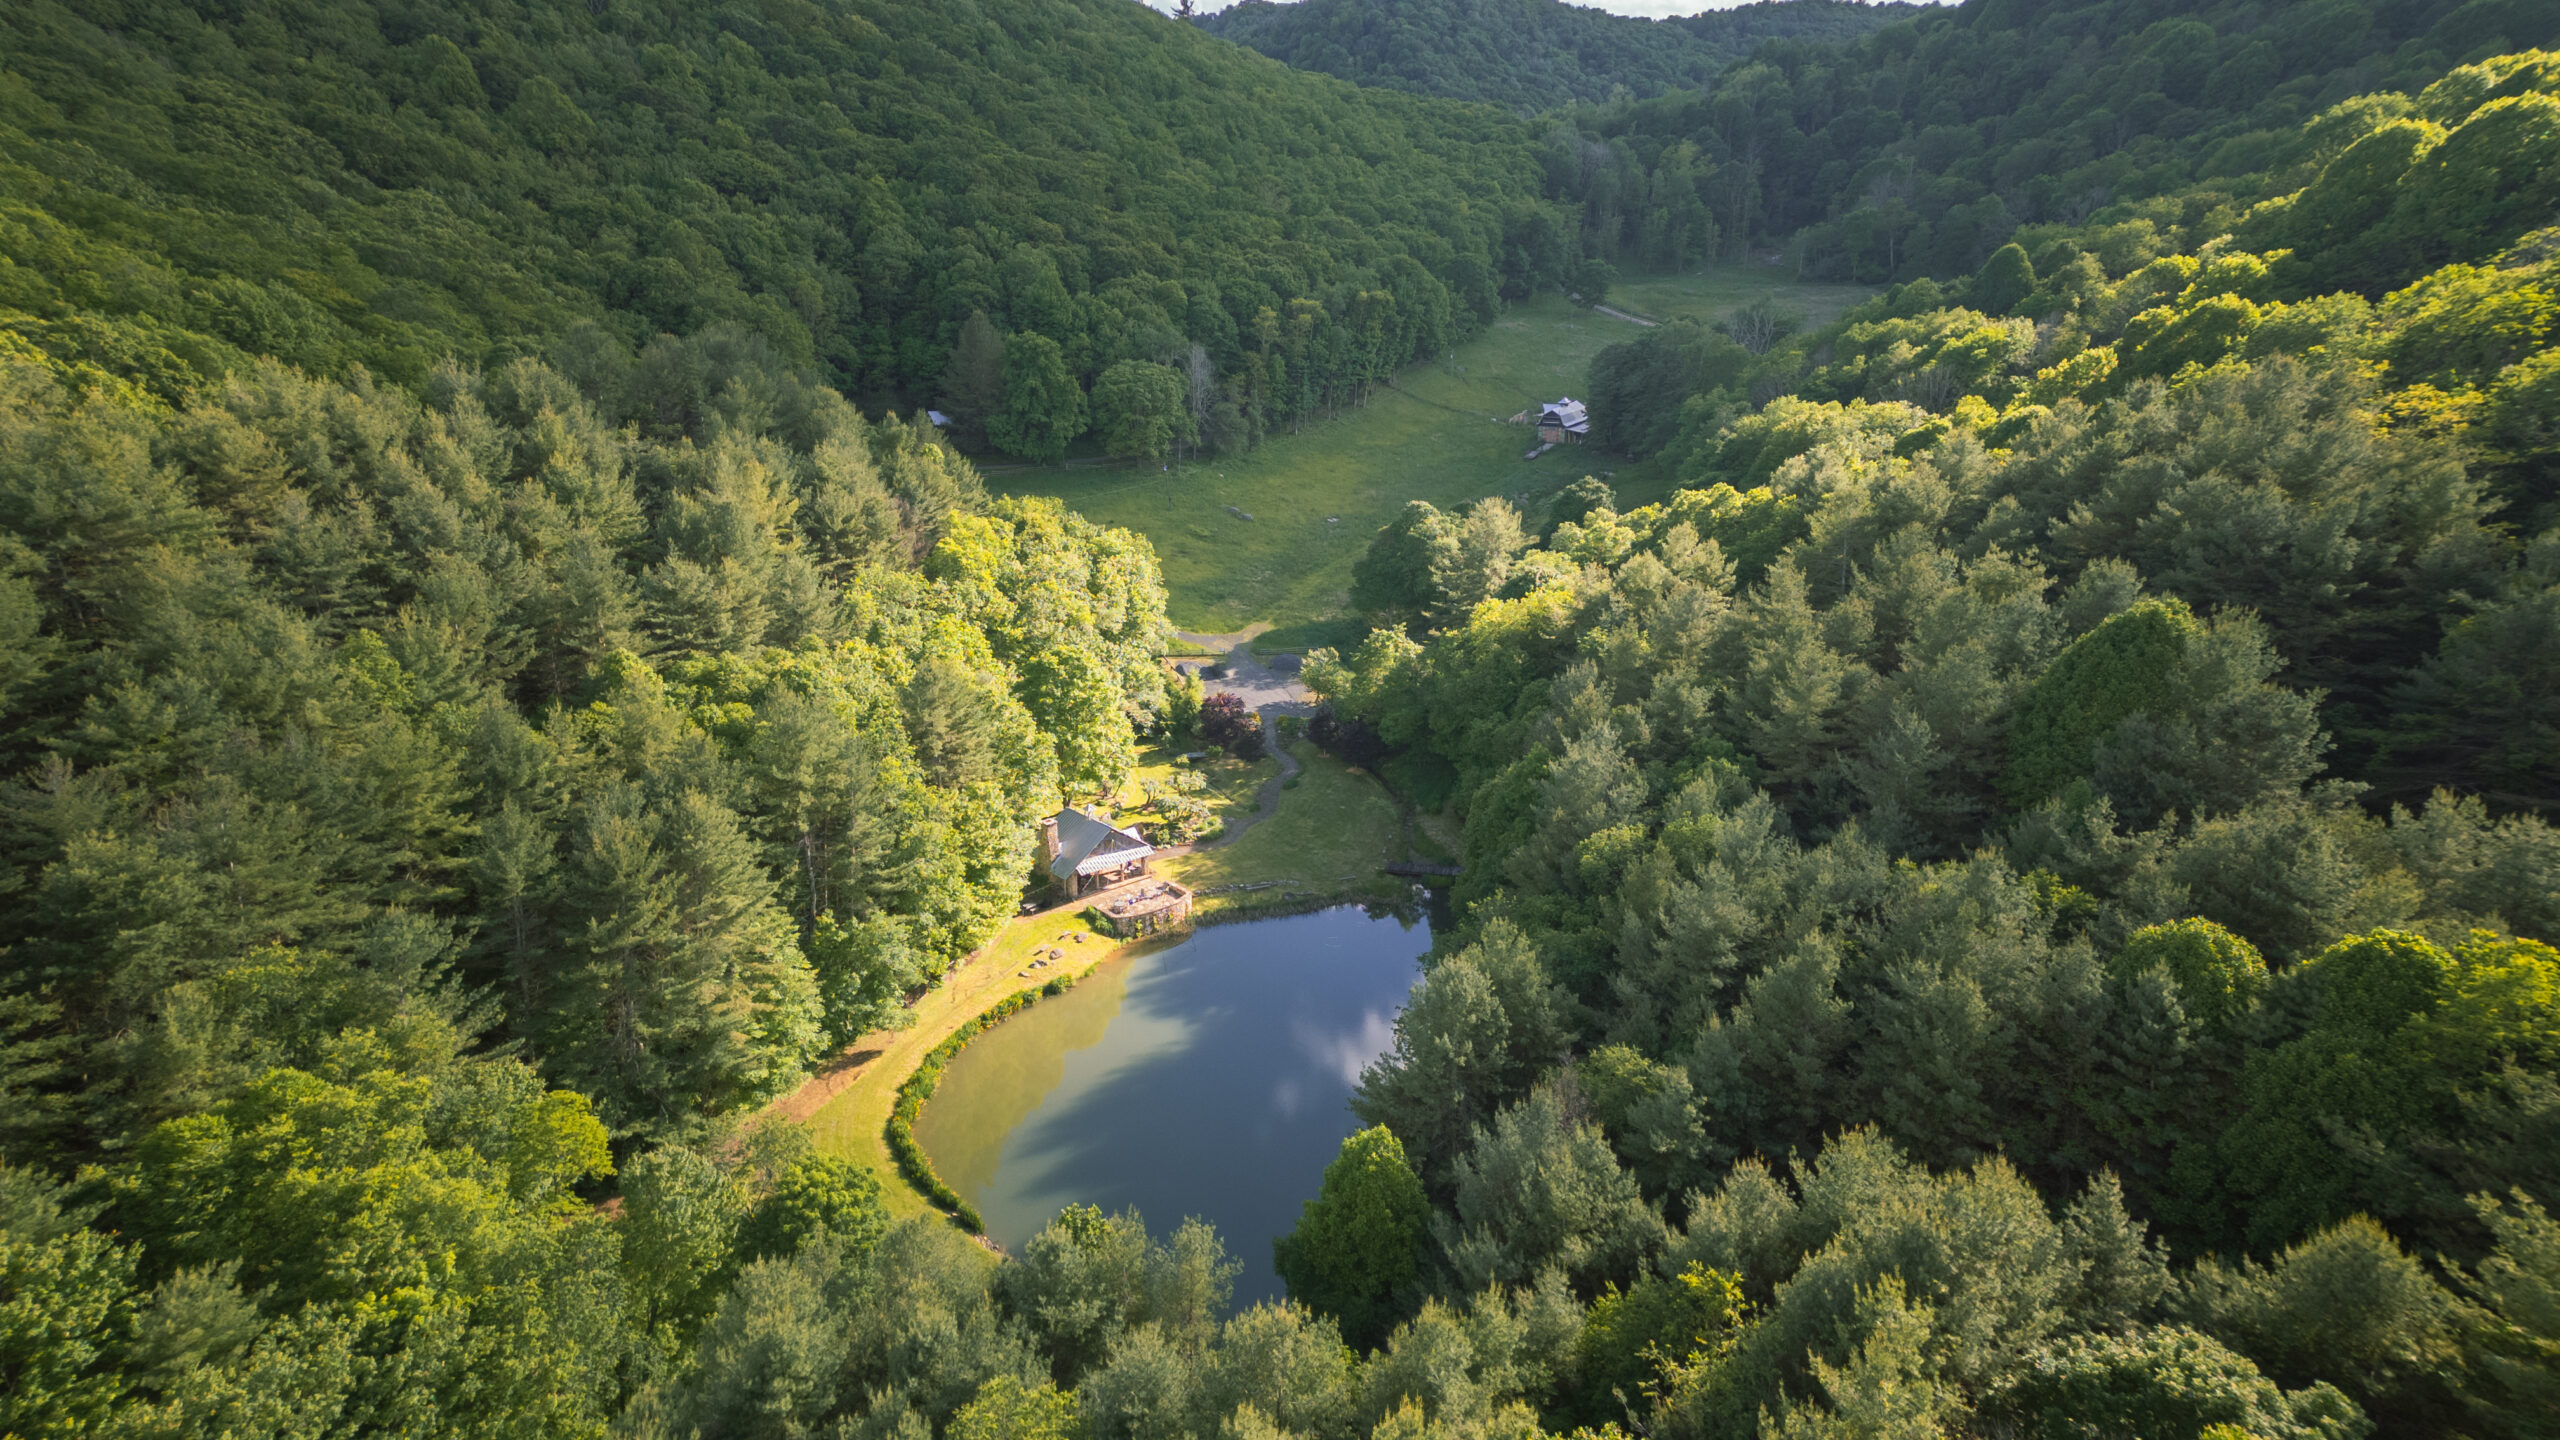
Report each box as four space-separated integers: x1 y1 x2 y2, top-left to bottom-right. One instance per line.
1295 42 2560 1436
1201 0 1920 111
0 0 1574 457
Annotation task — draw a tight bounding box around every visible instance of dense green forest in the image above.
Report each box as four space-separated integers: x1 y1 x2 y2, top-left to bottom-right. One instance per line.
0 319 1193 1431
0 0 1570 461
2 1 2557 1439
1303 41 2560 1440
1531 0 2558 275
1199 0 1920 112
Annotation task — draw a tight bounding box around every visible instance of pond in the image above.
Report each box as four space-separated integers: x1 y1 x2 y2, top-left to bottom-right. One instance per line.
913 904 1429 1302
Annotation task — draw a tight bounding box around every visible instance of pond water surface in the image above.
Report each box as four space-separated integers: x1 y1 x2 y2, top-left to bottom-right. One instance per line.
914 905 1428 1301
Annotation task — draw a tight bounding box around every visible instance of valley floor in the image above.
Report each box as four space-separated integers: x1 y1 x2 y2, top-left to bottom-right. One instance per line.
990 267 1871 649
811 266 1871 1223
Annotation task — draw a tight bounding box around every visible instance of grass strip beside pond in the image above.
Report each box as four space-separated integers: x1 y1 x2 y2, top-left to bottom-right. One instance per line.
797 911 1136 1224
887 971 1086 1233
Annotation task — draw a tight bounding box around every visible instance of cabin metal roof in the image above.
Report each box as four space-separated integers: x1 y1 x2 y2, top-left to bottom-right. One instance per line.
1047 807 1154 880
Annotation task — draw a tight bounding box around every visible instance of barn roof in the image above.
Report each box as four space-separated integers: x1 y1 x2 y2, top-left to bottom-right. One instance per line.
1047 807 1154 881
1538 397 1589 432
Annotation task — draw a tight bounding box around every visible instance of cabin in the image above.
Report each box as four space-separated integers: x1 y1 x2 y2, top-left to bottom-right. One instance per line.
1039 806 1193 937
1041 806 1156 897
1536 397 1589 445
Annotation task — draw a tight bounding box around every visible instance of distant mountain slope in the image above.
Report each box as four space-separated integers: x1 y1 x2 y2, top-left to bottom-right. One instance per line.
1198 0 1921 110
1538 0 2560 277
0 0 1564 429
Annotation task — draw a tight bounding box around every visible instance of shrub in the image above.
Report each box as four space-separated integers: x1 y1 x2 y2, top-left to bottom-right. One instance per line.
1200 692 1257 753
2112 919 2270 1029
2003 598 2200 808
1310 707 1391 767
1987 1325 2369 1440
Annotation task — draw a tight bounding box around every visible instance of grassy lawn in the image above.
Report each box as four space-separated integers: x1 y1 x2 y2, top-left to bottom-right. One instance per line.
1608 263 1878 332
796 904 1137 1224
1411 807 1463 865
994 271 1871 644
1110 740 1274 840
993 293 1635 641
1164 742 1407 914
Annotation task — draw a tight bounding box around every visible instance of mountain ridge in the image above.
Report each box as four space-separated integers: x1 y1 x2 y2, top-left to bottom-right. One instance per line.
1198 0 1925 110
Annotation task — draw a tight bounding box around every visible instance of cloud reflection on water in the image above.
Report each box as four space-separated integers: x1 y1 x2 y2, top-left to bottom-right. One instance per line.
923 905 1425 1302
1298 1009 1398 1087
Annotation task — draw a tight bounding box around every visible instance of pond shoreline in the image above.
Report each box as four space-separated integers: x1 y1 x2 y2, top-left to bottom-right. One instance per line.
779 883 1392 1223
904 903 1431 1298
788 728 1421 1222
887 969 1094 1236
876 887 1417 1238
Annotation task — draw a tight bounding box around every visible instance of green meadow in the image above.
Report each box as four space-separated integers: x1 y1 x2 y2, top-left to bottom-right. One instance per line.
993 269 1870 645
1164 742 1409 914
1606 263 1878 331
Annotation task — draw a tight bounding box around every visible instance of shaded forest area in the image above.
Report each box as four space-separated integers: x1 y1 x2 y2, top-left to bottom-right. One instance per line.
1531 0 2558 276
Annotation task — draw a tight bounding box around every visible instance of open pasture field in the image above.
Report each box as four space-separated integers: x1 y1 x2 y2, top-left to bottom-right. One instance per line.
994 270 1871 645
1607 262 1877 332
993 293 1630 644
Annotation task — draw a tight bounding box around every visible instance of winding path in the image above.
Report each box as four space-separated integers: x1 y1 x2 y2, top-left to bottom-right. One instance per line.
1162 630 1315 854
1156 717 1298 858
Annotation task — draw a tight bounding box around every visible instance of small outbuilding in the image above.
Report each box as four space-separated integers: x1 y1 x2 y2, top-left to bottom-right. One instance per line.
1041 807 1156 897
1090 878 1193 939
1536 398 1589 444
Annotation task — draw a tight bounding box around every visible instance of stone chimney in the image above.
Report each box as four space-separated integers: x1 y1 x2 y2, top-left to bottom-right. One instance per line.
1039 813 1061 869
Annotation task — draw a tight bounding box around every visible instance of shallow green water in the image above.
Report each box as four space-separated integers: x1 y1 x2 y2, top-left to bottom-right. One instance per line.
913 905 1429 1301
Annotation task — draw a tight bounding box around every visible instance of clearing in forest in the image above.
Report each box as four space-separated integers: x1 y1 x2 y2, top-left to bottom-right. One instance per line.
991 268 1871 648
1605 264 1878 332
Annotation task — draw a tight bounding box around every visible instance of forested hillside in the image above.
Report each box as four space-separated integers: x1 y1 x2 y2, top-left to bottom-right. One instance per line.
1301 45 2560 1439
0 314 1203 1428
1538 0 2558 275
0 0 1567 458
1198 0 1919 111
